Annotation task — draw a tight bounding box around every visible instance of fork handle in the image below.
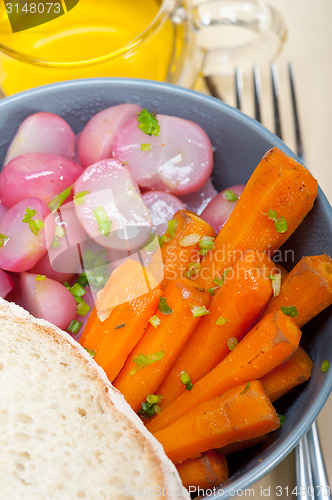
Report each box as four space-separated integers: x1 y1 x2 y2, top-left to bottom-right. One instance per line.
307 422 331 499
295 433 315 500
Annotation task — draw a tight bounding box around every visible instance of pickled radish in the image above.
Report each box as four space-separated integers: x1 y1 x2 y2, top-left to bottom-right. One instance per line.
142 190 185 235
0 153 83 207
30 252 76 283
0 268 14 298
0 198 53 272
180 178 218 215
112 114 213 195
4 112 75 165
74 159 152 251
201 184 245 232
20 272 77 330
78 104 141 168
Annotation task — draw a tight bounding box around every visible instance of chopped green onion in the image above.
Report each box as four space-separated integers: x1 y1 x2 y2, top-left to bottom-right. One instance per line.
92 206 112 237
73 190 90 206
281 305 299 318
216 316 228 326
77 301 91 317
130 351 164 375
162 219 179 244
82 249 109 290
268 275 276 280
186 261 201 279
274 216 288 234
85 347 96 358
213 269 231 288
267 210 278 220
223 189 239 202
178 233 201 247
227 337 238 350
278 414 286 426
137 109 160 137
51 237 61 249
55 224 65 239
198 236 215 251
207 287 217 296
149 315 161 329
321 360 330 373
35 274 46 281
191 305 210 317
67 320 83 335
70 283 86 299
271 273 281 297
180 371 193 391
48 185 72 213
158 296 173 315
158 235 164 248
22 208 44 235
76 273 89 288
139 394 163 418
240 382 251 395
141 143 151 151
0 234 9 247
144 233 160 252
115 323 126 330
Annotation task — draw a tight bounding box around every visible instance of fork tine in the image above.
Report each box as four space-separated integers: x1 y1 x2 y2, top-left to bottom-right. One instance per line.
253 66 262 123
235 67 243 111
288 63 305 162
271 63 283 139
204 76 223 101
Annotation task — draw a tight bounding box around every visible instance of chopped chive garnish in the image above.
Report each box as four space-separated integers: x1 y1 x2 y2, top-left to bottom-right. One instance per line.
267 210 288 234
271 273 281 297
0 233 9 247
144 233 159 252
321 360 330 373
137 109 160 137
213 269 231 288
67 320 83 335
223 189 239 202
85 347 96 357
198 236 215 252
268 275 276 280
278 414 286 426
73 190 90 206
70 283 86 299
130 351 164 375
191 305 210 318
227 337 238 350
216 316 228 326
55 224 65 239
138 394 163 418
162 219 179 244
35 274 46 281
48 185 72 213
178 233 201 247
22 208 44 235
115 323 126 330
240 382 251 395
77 301 90 317
207 287 217 296
186 261 201 279
158 296 173 315
281 305 299 318
93 206 112 237
51 237 61 249
141 143 151 151
149 315 161 329
180 371 193 391
267 210 278 220
77 273 89 288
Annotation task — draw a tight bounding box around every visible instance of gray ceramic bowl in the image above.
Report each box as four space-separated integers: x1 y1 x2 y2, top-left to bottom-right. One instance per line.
0 79 331 498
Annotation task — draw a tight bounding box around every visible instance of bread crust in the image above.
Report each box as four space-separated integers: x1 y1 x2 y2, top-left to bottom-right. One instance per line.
0 297 190 500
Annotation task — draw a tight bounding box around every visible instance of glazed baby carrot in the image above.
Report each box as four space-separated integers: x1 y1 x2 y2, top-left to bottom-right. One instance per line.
157 250 275 407
154 380 280 464
149 210 215 289
263 254 332 327
196 148 318 290
261 346 313 402
113 278 210 412
176 451 228 490
218 436 267 456
147 311 301 433
80 259 161 382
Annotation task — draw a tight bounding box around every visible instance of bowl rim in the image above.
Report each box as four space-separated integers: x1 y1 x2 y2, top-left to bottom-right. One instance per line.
0 77 331 498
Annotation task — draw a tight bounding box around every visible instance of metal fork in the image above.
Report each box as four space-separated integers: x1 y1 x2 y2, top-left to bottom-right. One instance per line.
205 65 331 499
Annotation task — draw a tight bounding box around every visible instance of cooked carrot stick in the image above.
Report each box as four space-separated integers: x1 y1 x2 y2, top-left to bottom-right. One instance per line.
80 259 161 382
113 278 211 412
261 346 313 402
147 311 301 433
149 210 215 289
154 380 280 464
176 451 228 490
263 254 332 327
218 436 267 456
157 250 275 407
196 148 318 290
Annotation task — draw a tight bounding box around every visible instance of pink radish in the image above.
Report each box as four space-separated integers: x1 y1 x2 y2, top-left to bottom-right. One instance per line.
30 252 76 283
201 184 245 232
74 159 152 252
112 114 213 195
20 272 77 330
0 268 14 298
0 198 54 272
0 153 83 207
142 190 185 235
4 112 75 165
179 178 217 215
78 104 141 168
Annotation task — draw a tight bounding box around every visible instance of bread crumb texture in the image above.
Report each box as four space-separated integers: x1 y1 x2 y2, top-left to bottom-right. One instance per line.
0 299 189 500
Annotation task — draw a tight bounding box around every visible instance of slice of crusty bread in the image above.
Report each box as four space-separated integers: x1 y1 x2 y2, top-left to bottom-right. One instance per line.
0 298 190 500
